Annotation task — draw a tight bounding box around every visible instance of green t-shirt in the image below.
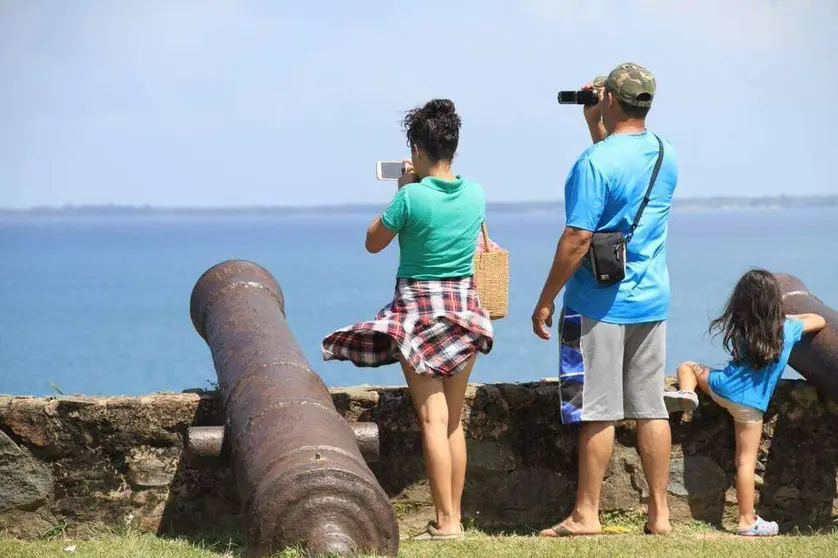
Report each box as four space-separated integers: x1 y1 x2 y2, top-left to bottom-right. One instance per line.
380 175 486 280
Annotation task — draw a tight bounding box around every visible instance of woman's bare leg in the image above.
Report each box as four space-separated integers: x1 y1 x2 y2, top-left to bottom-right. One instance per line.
442 356 476 529
401 359 459 533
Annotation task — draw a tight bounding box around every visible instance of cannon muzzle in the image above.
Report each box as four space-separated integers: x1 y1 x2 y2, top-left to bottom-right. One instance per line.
775 273 838 401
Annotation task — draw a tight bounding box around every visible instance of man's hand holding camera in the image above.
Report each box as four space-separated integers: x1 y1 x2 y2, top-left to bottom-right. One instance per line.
581 82 604 123
581 80 607 143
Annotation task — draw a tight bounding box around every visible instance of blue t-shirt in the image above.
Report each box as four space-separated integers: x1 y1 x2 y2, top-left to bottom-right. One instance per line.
709 318 805 412
563 131 678 324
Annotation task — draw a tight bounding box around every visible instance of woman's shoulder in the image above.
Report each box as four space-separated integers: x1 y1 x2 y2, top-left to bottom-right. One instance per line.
458 176 486 197
462 180 486 212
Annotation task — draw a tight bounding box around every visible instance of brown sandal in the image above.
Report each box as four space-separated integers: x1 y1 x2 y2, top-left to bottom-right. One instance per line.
411 523 465 541
539 523 601 537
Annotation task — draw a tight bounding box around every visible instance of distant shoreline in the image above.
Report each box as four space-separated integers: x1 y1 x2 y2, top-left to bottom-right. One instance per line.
1 195 836 217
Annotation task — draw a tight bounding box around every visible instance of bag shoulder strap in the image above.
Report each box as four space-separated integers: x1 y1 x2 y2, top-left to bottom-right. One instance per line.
626 134 664 242
480 221 493 252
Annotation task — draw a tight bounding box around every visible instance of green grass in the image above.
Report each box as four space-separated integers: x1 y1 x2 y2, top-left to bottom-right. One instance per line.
1 526 837 557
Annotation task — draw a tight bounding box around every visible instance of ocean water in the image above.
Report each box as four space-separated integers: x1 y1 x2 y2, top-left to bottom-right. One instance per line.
1 206 836 396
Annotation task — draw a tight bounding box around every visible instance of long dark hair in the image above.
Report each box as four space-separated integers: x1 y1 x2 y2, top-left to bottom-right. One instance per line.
402 99 461 163
709 268 785 369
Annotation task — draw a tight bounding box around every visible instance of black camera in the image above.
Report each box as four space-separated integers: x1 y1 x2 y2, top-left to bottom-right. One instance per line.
557 90 599 106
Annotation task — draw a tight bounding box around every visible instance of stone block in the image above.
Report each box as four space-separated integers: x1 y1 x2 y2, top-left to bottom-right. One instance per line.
0 430 53 512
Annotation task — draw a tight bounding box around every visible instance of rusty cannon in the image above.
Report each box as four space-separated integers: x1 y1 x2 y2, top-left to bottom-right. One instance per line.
775 273 838 401
189 260 399 557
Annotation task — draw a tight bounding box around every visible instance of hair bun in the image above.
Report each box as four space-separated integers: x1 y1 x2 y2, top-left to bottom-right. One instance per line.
424 98 456 117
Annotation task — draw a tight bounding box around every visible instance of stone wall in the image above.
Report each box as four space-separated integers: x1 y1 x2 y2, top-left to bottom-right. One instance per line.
1 379 836 540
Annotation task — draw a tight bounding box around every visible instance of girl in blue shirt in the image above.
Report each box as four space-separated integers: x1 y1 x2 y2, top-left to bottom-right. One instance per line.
664 268 825 536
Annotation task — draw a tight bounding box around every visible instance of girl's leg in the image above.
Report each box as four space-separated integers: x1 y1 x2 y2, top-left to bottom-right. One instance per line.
400 359 459 534
665 362 707 413
734 420 764 530
442 355 477 530
677 361 711 395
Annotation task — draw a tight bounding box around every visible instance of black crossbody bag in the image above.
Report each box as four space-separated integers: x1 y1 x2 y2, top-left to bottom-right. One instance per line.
586 135 664 286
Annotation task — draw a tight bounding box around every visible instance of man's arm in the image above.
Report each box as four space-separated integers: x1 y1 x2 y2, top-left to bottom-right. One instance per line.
531 152 605 340
587 119 607 144
531 227 592 340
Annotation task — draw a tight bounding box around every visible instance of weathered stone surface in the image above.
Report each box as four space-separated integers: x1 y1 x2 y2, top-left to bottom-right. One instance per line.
0 429 53 512
0 509 58 539
126 447 179 488
667 455 728 523
0 378 835 539
601 446 646 512
668 456 727 498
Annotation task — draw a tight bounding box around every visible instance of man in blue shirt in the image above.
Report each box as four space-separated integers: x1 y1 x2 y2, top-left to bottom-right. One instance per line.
532 62 679 537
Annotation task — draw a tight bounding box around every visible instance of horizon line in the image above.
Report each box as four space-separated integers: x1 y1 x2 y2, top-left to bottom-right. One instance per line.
1 193 836 213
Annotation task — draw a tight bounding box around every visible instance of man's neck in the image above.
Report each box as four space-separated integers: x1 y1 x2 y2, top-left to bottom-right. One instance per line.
608 118 647 136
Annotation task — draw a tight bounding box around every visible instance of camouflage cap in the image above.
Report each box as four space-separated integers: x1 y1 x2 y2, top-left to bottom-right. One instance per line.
604 62 656 108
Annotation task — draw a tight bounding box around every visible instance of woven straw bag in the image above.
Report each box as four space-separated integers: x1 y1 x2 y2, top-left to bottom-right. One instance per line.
473 222 509 320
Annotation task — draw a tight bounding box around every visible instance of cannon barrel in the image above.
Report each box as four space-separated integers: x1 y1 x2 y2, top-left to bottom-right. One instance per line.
775 273 838 401
185 423 380 463
190 260 398 557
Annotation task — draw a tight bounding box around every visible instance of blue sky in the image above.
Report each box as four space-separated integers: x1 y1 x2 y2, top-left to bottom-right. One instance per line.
1 0 836 208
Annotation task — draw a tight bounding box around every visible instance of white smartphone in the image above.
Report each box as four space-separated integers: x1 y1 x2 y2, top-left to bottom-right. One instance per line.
376 160 405 181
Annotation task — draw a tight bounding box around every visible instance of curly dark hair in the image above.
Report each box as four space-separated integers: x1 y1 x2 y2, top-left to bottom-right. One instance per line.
709 268 785 369
403 98 461 163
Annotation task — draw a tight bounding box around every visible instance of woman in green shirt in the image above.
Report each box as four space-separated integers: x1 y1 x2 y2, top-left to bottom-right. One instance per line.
322 99 494 540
